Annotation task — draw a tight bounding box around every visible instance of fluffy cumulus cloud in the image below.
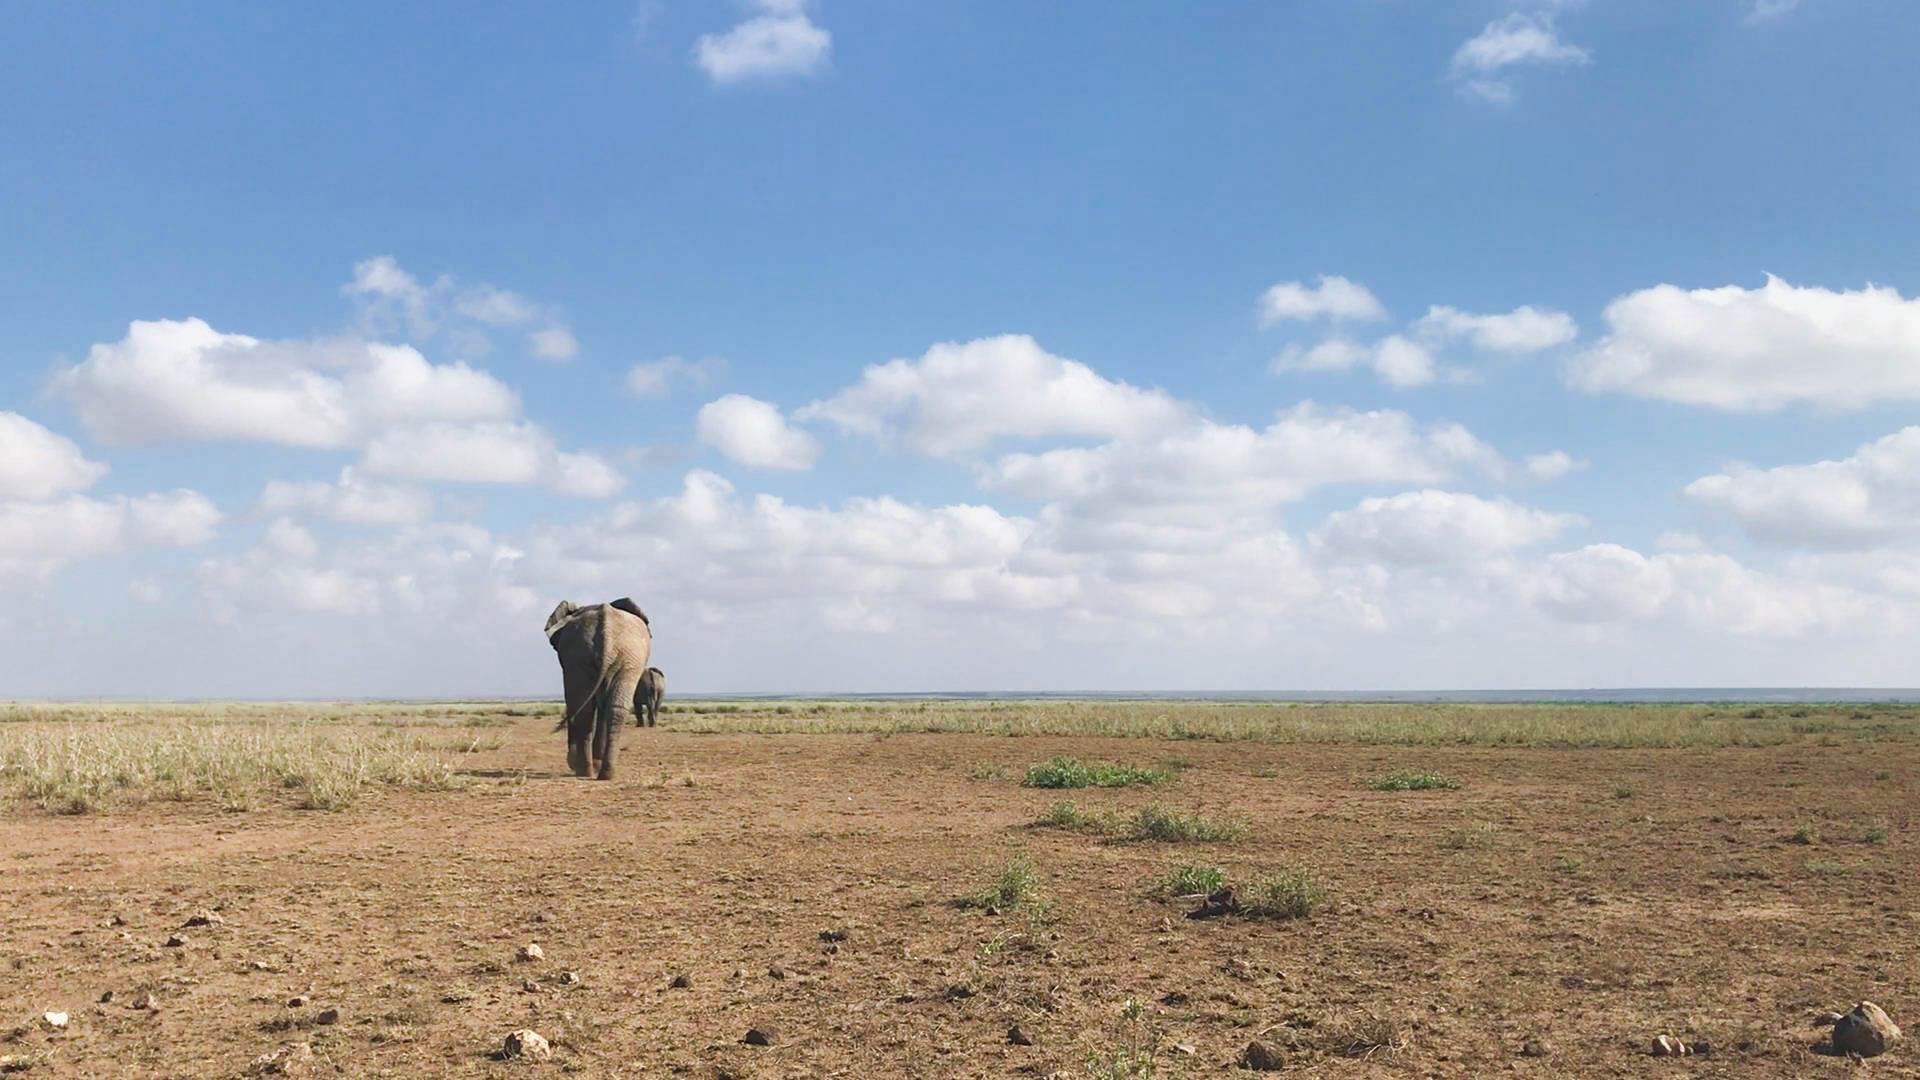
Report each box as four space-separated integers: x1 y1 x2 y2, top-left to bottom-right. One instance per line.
1311 490 1583 565
1413 305 1578 352
1523 450 1582 481
696 395 820 471
1571 276 1920 411
1 490 220 584
259 468 434 526
1450 11 1590 104
1257 275 1386 324
1272 336 1436 388
0 412 107 500
1686 427 1920 548
51 318 519 448
362 422 624 497
345 255 577 360
800 335 1190 457
695 0 831 84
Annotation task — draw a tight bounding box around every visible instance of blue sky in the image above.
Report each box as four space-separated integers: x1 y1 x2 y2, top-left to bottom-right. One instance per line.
4 0 1919 695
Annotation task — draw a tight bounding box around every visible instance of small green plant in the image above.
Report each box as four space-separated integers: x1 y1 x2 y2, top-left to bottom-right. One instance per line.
1863 821 1888 844
1024 755 1172 789
1554 853 1586 874
1126 802 1247 843
1084 998 1163 1079
1807 859 1870 877
1039 800 1106 832
1874 770 1893 781
1788 822 1819 845
1369 770 1462 792
1612 785 1640 799
1154 863 1226 897
1236 869 1328 919
966 762 1007 781
1708 865 1773 881
962 856 1053 916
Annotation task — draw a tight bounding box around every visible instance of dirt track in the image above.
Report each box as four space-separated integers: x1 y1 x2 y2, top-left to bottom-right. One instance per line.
2 717 1914 1077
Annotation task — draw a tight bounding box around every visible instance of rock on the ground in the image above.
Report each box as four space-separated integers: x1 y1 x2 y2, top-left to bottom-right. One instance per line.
98 991 114 1004
40 1012 68 1030
164 934 188 948
184 910 223 928
767 966 786 980
1008 1025 1033 1046
314 1009 338 1026
440 988 474 1004
248 1041 315 1076
501 1029 551 1060
556 971 581 987
515 943 544 963
745 1025 780 1046
1649 1035 1695 1056
669 973 692 989
1521 1036 1552 1057
1240 1040 1285 1071
130 992 157 1011
1832 1001 1902 1058
286 996 310 1008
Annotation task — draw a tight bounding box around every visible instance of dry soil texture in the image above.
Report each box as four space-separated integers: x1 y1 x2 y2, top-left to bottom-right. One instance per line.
2 713 1915 1078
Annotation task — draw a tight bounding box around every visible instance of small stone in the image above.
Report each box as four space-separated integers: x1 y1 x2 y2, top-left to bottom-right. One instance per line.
1007 1025 1033 1046
248 961 273 972
731 968 746 980
556 970 581 987
184 910 223 928
669 973 693 989
1649 1035 1692 1057
286 995 310 1008
767 966 786 980
1160 991 1190 1006
1240 1040 1285 1071
164 934 188 948
515 943 544 963
314 1008 339 1026
108 914 126 927
1170 1043 1196 1055
945 982 976 1001
819 928 848 942
248 1041 315 1075
40 1012 67 1030
441 988 475 1004
1832 1001 1902 1058
521 978 542 994
744 1025 779 1046
130 991 157 1011
98 990 114 1004
501 1029 551 1060
1520 1037 1552 1057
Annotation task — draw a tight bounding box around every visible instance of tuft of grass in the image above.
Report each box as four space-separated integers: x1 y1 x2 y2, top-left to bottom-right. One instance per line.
1788 822 1819 845
1612 785 1640 799
1863 821 1888 844
1369 770 1462 792
966 762 1007 781
1554 853 1587 874
1040 800 1106 832
1125 802 1247 843
1084 998 1163 1080
1153 863 1226 897
1236 869 1328 919
1440 822 1499 850
961 856 1054 916
1023 755 1173 789
1321 1011 1409 1058
1806 859 1873 877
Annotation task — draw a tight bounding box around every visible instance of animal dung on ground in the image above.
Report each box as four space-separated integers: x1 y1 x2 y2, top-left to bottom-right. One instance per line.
1240 1039 1286 1070
744 1025 780 1046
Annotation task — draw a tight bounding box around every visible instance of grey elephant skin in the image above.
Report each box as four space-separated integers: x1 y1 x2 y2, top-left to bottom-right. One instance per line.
544 598 653 779
636 667 665 727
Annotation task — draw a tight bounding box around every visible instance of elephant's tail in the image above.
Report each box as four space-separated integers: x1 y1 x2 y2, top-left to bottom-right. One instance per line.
552 666 615 732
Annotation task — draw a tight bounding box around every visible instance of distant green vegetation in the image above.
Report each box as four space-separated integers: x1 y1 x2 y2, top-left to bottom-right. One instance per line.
1038 800 1247 843
1023 755 1176 789
1369 770 1463 791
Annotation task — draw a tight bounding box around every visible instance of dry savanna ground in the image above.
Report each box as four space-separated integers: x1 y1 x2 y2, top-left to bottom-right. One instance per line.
0 699 1915 1078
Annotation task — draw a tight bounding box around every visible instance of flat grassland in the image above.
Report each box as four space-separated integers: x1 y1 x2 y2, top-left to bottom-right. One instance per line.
0 699 1914 1077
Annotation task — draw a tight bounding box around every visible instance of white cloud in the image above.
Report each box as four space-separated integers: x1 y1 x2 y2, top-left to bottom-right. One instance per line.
625 356 721 399
1685 426 1920 548
695 0 831 84
1257 275 1386 325
1272 335 1436 388
799 334 1190 458
696 395 820 471
0 491 220 583
1748 0 1802 22
1312 490 1582 566
1450 12 1590 103
259 468 435 526
199 521 534 621
1523 450 1582 481
986 404 1503 514
528 327 580 362
361 422 625 498
0 412 107 500
1413 304 1578 352
1571 276 1920 411
52 318 519 448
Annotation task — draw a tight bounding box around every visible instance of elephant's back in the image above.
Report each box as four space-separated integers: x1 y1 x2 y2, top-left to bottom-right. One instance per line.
603 606 653 666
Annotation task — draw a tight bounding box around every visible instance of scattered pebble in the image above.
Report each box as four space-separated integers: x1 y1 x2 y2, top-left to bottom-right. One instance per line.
441 988 475 1004
767 966 786 980
1007 1025 1033 1046
286 996 310 1008
521 979 543 994
1169 1043 1196 1056
515 943 544 963
744 1025 780 1046
314 1009 339 1026
98 991 114 1004
1648 1034 1702 1057
1521 1036 1553 1057
163 934 188 948
945 983 976 1001
130 992 157 1011
248 1041 314 1076
183 910 223 928
40 1012 68 1030
669 973 693 990
556 971 581 987
501 1029 551 1060
819 928 848 942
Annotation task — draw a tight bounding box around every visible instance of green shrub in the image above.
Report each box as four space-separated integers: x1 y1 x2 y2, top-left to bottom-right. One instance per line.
1369 770 1462 792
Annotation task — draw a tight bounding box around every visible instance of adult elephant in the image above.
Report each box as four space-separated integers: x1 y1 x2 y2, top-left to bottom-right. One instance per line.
544 598 652 779
635 667 665 727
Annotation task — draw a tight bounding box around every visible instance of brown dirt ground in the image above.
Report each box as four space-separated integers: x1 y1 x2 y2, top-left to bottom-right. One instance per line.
1 719 1915 1078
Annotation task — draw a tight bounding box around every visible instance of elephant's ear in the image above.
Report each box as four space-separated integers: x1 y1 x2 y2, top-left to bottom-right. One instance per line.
609 597 648 625
544 600 578 637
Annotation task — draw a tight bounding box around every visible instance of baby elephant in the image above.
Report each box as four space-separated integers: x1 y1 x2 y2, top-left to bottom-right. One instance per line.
635 667 666 727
